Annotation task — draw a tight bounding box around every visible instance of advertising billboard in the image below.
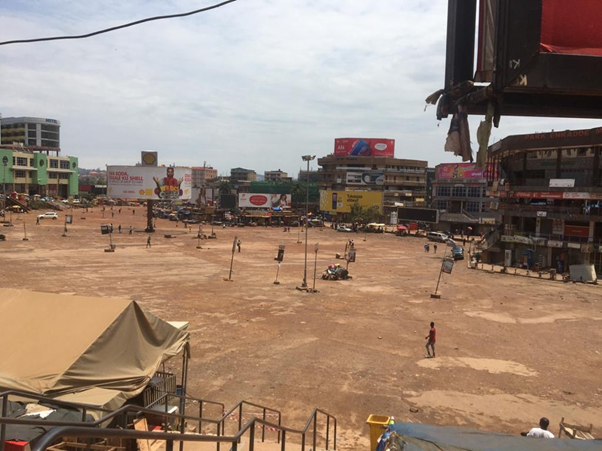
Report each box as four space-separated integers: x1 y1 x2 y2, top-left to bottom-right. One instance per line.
319 190 383 213
435 163 488 180
334 138 395 157
107 166 192 200
397 207 439 224
239 193 292 209
141 151 158 167
346 171 384 186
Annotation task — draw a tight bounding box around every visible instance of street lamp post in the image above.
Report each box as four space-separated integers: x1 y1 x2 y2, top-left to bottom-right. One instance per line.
2 156 8 214
300 155 315 288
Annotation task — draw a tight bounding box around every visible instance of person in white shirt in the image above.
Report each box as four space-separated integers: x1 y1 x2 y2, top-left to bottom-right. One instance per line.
523 418 555 439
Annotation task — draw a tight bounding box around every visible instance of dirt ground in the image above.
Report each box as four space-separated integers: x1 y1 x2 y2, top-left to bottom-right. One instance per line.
1 207 601 449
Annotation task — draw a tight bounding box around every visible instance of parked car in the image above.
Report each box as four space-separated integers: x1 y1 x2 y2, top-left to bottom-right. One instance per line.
337 226 353 232
452 246 464 260
426 231 449 242
38 212 58 220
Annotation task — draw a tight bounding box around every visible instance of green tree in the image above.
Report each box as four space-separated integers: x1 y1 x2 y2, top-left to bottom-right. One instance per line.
291 182 305 208
348 204 380 224
219 180 233 195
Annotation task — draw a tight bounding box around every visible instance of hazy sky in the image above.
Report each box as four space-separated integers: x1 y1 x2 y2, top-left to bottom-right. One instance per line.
1 0 600 176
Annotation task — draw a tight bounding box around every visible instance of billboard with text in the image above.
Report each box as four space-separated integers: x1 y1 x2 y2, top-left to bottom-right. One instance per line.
107 166 192 200
239 193 291 209
346 171 384 186
334 138 395 157
319 190 383 213
435 163 488 180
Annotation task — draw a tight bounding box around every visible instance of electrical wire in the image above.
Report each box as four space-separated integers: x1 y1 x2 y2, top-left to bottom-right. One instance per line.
0 0 237 46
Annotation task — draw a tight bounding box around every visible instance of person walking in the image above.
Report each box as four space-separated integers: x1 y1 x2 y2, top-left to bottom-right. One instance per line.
111 211 114 218
434 243 438 253
425 322 436 358
237 239 241 253
36 216 40 225
118 225 122 234
129 225 133 235
133 209 135 215
119 208 122 214
146 236 151 248
424 243 430 253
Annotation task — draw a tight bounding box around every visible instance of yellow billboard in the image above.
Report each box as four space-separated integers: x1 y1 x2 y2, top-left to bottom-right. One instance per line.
319 190 383 213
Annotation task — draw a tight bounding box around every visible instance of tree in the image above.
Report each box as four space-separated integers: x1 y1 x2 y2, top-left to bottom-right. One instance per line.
348 204 380 224
291 182 305 209
219 180 232 195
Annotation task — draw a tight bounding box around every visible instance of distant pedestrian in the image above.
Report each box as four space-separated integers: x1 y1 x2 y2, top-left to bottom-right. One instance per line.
119 208 122 214
36 217 40 225
434 243 438 253
129 225 133 235
118 225 122 234
133 209 135 215
110 223 114 233
237 239 241 253
146 236 151 248
425 322 436 358
424 243 430 253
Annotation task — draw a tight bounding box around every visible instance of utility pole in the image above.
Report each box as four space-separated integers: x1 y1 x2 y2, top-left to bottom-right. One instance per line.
300 155 315 289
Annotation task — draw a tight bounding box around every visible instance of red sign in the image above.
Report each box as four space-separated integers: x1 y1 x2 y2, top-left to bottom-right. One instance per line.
564 225 589 238
249 195 268 206
334 138 395 157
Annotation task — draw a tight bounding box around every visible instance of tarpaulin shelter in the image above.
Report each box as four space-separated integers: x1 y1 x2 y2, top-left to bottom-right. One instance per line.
389 422 600 451
0 289 190 411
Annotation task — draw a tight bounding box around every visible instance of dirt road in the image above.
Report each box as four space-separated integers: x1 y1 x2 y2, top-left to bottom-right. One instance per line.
1 208 601 449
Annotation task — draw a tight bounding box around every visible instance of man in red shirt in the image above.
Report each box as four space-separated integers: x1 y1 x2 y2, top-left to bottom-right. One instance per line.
425 321 436 358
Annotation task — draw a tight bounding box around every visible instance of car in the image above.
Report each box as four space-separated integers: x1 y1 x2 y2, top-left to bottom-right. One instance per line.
337 226 353 232
38 212 58 220
452 246 464 260
426 231 449 242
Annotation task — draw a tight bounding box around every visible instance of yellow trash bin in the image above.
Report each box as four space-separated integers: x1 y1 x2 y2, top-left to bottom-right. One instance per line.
366 414 390 451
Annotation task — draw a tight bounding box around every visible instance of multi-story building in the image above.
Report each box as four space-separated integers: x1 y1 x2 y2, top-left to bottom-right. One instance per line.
191 165 218 188
317 155 428 214
1 117 60 150
485 126 602 274
298 169 321 184
0 146 78 197
264 169 292 183
432 163 499 235
230 167 257 184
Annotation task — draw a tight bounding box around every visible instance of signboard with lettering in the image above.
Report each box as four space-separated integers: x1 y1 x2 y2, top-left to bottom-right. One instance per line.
549 179 575 188
107 166 192 200
319 190 383 213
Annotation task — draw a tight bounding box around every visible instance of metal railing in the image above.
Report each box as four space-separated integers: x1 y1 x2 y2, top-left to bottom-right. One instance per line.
0 391 336 451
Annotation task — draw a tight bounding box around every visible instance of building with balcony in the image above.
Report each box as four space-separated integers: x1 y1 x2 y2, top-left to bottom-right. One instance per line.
0 147 78 198
317 155 428 219
485 126 602 274
1 117 60 151
191 165 218 188
230 167 257 185
264 169 292 183
432 163 500 235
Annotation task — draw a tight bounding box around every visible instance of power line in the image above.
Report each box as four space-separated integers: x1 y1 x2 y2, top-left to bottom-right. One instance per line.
0 0 238 46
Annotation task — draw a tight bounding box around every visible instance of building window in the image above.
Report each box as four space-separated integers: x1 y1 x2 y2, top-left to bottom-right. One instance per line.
451 186 466 197
28 139 37 146
437 186 451 197
467 187 481 198
28 123 37 130
60 160 70 169
60 173 70 179
16 157 28 166
29 158 34 167
437 200 449 210
14 170 26 178
28 131 36 138
48 172 57 180
466 201 481 213
49 159 58 168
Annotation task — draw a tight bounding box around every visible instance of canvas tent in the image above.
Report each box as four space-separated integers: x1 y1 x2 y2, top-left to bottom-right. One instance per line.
389 422 600 451
0 289 189 411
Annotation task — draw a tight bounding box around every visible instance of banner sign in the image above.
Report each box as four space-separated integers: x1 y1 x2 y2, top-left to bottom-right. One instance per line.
435 163 489 180
334 138 395 157
547 240 564 248
441 258 454 274
277 244 285 262
107 166 192 200
549 179 575 187
239 193 291 209
564 225 589 238
346 171 384 186
493 190 602 201
319 190 383 213
553 219 564 235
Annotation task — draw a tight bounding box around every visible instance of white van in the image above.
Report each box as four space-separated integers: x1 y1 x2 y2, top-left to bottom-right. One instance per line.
427 231 449 242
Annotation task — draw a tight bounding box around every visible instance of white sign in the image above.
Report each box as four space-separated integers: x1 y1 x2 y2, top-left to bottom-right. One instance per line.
390 211 398 225
107 166 192 200
549 179 575 188
547 240 563 248
536 211 547 217
238 193 291 209
346 171 384 186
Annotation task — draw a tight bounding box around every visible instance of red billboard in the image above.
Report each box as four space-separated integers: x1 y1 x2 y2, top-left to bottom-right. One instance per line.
334 138 395 157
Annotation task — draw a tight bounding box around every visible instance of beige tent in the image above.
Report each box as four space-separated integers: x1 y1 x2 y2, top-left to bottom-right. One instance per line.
0 289 189 410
